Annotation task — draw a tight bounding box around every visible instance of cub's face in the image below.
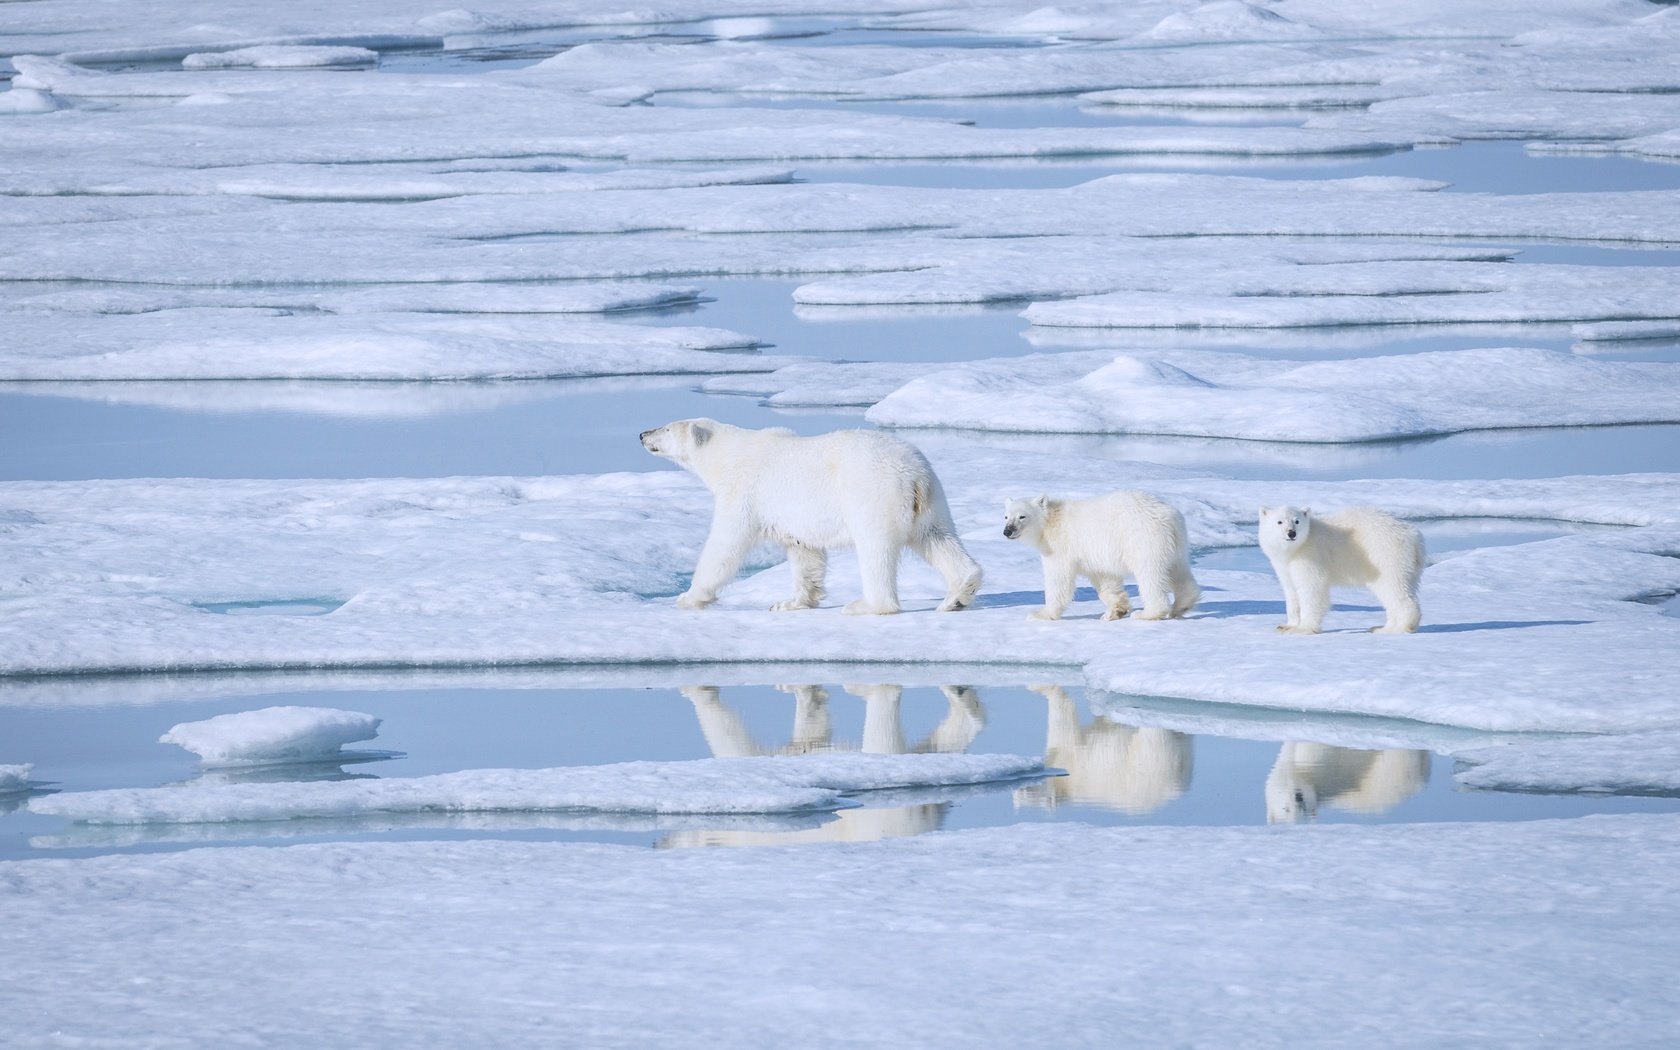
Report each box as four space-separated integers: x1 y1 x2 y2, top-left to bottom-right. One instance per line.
1002 496 1047 542
639 418 715 466
1259 505 1311 547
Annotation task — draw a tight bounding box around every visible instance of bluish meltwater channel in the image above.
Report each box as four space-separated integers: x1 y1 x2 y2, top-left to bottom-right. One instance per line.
4 676 1675 861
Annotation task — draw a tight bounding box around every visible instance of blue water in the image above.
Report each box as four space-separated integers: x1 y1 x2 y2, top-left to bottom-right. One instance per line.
4 679 1674 861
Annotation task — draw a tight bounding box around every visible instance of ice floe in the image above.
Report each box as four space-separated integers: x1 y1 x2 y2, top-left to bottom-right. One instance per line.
160 706 384 767
181 45 378 69
0 311 781 381
1455 732 1680 797
29 752 1048 824
863 347 1680 441
1 457 1677 734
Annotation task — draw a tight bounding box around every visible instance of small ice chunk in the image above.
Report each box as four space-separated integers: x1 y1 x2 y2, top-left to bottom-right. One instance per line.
182 46 378 71
0 763 34 794
160 706 382 767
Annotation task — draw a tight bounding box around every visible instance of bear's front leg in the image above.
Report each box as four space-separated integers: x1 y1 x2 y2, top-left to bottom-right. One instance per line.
1264 554 1299 630
1031 563 1077 621
681 509 753 610
771 543 827 611
1094 574 1131 622
1280 564 1327 634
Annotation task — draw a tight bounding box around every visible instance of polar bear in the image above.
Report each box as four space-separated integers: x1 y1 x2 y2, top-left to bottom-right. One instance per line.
641 419 982 615
1002 491 1200 621
1258 506 1424 635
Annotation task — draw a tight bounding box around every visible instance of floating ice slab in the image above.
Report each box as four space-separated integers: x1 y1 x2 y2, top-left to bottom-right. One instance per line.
1455 732 1680 796
30 752 1047 824
864 347 1680 442
0 311 782 381
5 816 1680 1047
182 45 377 69
1 462 1677 734
160 706 383 767
0 764 33 795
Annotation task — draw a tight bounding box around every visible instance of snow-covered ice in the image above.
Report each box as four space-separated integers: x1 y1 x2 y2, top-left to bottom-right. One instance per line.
5 0 1680 1042
0 312 783 382
159 705 384 767
4 815 1680 1048
862 347 1680 441
2 458 1677 734
29 752 1048 824
1455 732 1680 797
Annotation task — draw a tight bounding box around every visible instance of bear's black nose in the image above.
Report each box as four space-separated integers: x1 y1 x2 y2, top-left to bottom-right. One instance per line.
1286 530 1297 541
1003 525 1015 538
640 429 654 440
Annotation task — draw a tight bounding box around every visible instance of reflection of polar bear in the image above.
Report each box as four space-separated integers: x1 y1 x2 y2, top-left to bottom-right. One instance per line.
642 420 982 615
1265 742 1431 824
1014 685 1192 815
1003 491 1199 621
1259 506 1423 634
665 683 988 848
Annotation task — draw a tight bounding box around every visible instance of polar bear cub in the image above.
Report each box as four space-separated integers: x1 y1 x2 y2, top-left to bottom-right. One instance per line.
1002 491 1200 621
1258 506 1424 635
641 419 982 615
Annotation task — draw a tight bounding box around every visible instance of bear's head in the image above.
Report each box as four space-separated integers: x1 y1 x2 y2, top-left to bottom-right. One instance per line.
640 418 718 467
1002 495 1049 542
1259 505 1311 549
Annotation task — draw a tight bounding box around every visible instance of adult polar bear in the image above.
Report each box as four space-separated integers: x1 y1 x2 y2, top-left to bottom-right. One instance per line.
1259 506 1424 634
641 419 982 615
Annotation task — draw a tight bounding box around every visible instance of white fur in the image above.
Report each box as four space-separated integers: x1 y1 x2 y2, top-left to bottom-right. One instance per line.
641 419 982 615
1002 491 1200 621
1258 505 1424 634
1265 742 1431 824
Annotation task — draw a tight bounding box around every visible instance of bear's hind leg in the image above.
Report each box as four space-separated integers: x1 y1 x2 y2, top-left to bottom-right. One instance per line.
772 543 827 611
1370 576 1421 634
1133 562 1176 621
916 529 982 612
1169 557 1202 618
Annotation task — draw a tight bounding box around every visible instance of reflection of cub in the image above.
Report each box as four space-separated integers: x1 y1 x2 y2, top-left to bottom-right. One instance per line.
1014 685 1192 815
1003 491 1199 621
1258 506 1423 634
1265 742 1431 824
642 419 982 615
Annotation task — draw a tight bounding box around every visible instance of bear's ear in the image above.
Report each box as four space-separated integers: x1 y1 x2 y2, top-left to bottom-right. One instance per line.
1033 494 1048 508
1300 507 1311 517
1259 505 1271 518
690 422 713 448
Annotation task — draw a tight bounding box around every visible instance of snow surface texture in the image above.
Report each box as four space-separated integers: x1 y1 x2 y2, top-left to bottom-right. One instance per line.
2 457 1678 735
159 705 383 767
29 752 1047 824
4 816 1680 1048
